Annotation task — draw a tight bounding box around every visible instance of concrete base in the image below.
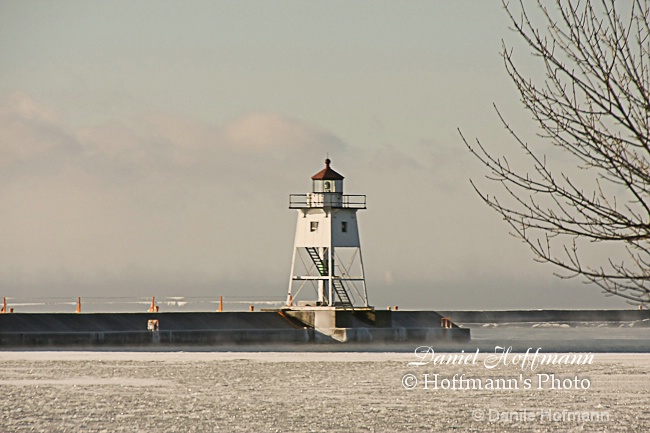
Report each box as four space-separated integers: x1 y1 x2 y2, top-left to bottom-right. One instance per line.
283 308 470 343
314 327 469 343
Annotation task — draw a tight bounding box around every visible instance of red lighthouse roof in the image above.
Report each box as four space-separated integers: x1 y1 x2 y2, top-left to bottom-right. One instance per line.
311 158 344 180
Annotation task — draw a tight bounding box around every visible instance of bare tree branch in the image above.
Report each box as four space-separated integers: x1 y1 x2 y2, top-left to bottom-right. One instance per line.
461 0 650 305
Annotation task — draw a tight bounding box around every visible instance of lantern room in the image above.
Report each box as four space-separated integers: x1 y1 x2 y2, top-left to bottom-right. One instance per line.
311 158 344 193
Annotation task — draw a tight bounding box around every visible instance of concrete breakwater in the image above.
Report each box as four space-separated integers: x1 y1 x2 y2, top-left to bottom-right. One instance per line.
0 310 469 347
438 309 650 353
437 309 650 325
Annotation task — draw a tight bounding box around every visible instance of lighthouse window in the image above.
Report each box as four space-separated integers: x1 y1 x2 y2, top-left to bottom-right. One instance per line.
310 221 319 232
341 221 348 233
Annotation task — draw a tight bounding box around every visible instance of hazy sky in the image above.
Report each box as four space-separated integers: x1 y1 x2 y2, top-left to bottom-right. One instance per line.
0 1 631 309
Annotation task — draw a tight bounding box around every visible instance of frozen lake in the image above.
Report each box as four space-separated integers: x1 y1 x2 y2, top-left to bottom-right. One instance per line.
1 350 649 432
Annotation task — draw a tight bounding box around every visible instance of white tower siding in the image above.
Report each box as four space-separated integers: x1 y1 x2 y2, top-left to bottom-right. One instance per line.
331 210 360 247
294 209 360 248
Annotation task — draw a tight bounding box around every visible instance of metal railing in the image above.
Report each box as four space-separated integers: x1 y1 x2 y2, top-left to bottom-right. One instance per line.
0 295 286 313
289 194 366 209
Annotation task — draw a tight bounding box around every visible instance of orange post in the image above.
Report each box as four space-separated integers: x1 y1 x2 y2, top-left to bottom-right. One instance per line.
288 295 293 307
76 297 81 313
148 296 156 312
1 297 6 314
217 296 223 312
249 305 254 312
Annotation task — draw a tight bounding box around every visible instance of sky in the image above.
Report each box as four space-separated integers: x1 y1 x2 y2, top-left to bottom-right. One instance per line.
0 1 632 310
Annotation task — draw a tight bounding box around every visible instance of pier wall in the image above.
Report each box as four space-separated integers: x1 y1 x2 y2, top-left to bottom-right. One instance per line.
437 310 650 325
0 310 468 347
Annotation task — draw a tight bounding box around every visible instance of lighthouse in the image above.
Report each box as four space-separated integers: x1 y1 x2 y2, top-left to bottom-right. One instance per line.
287 159 369 309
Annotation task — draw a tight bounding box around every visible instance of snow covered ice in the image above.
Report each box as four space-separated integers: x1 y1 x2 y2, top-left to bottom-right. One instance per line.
1 350 649 432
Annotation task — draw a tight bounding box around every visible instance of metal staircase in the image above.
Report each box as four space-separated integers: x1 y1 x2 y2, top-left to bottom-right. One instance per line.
305 247 353 308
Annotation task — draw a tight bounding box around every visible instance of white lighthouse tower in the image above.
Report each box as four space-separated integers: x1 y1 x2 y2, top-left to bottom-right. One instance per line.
287 159 369 309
